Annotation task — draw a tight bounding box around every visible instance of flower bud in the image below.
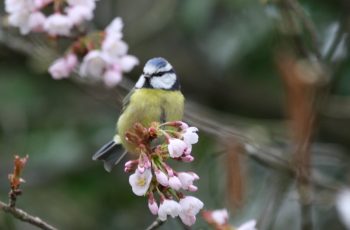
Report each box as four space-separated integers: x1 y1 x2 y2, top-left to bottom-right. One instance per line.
155 169 169 187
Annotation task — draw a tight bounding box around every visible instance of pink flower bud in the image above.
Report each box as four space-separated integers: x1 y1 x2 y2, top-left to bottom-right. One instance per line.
169 176 182 191
155 170 169 187
188 185 198 192
181 155 194 162
124 160 138 172
148 197 159 215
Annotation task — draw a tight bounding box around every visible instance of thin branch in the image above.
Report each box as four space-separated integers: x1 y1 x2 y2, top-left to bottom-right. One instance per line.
145 218 164 230
286 0 321 59
0 200 57 230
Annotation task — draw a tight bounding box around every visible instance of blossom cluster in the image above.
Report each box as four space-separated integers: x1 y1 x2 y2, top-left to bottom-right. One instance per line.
49 17 139 87
124 121 203 226
5 0 96 35
203 209 257 230
5 1 138 87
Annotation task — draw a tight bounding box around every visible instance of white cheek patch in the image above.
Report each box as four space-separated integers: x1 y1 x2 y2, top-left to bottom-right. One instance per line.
150 73 176 89
135 75 146 88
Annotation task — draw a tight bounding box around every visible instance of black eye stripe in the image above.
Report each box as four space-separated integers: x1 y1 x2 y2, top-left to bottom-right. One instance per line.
150 69 175 77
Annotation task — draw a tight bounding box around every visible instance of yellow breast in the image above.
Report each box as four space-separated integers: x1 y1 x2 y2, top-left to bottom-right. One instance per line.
117 89 184 153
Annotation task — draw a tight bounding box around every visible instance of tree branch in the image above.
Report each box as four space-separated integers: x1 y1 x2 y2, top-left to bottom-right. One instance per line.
0 200 57 230
145 218 164 230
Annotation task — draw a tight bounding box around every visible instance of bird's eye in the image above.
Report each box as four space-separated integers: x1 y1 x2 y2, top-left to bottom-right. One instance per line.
151 69 174 77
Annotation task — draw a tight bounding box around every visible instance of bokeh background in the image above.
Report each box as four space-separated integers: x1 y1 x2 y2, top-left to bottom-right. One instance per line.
1 0 350 229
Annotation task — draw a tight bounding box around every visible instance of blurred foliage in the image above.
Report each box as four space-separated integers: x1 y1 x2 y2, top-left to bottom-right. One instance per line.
1 0 350 229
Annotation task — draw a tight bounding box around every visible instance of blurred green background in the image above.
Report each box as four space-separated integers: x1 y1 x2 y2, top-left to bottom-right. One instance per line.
1 0 350 229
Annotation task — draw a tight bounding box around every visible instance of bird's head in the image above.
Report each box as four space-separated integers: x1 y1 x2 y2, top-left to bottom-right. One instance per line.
135 57 180 90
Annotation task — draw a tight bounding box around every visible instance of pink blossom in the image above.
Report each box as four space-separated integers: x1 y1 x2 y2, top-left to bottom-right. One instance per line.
102 37 128 58
67 0 96 9
155 169 169 187
79 50 108 78
66 5 93 25
179 196 204 226
5 0 33 14
169 175 182 190
148 197 159 215
158 199 181 221
44 13 73 36
177 172 199 190
188 185 198 192
128 168 152 196
237 220 257 230
49 53 78 79
168 138 187 158
28 11 46 32
103 69 122 88
8 10 31 34
181 155 194 162
120 55 139 72
105 17 123 38
211 209 229 225
182 127 199 145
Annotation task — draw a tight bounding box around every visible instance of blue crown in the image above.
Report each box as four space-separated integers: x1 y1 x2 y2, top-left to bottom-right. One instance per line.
146 57 169 69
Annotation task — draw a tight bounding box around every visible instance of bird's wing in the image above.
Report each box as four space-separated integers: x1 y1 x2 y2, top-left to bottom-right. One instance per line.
121 87 135 112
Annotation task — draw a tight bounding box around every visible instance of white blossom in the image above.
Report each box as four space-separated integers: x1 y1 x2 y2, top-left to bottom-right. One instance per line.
182 127 199 145
168 138 187 158
128 168 152 196
179 196 204 226
211 209 229 225
67 0 96 9
102 36 128 58
8 10 31 34
103 69 122 88
28 11 46 31
237 220 257 230
105 17 123 38
80 50 108 78
120 55 139 72
49 53 78 79
44 13 73 36
66 5 94 25
158 199 181 221
177 172 199 190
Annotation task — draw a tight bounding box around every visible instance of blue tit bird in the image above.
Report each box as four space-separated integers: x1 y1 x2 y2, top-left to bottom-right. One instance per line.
93 57 185 172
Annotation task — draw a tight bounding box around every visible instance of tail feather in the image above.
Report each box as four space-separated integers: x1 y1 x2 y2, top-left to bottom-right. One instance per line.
93 140 127 172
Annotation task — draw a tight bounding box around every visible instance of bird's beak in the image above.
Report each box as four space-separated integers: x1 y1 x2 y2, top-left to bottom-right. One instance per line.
143 74 151 79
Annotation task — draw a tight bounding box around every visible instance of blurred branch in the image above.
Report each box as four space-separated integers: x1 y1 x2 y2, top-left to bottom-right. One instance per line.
0 201 57 230
258 173 291 230
324 18 348 62
283 0 321 59
145 218 163 230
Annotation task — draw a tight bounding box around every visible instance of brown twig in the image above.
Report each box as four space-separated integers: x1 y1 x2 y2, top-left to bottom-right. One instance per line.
0 200 57 230
145 218 164 230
